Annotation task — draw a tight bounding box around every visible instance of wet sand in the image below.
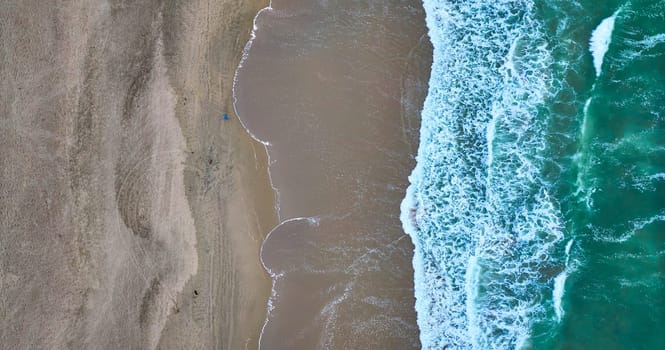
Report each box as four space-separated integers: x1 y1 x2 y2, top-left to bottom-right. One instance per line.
0 1 275 349
235 0 432 348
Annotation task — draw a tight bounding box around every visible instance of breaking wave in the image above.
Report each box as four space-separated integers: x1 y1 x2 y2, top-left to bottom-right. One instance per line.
401 1 567 348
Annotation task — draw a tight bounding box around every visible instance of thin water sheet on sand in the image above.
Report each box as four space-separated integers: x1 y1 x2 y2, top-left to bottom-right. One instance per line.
235 0 432 348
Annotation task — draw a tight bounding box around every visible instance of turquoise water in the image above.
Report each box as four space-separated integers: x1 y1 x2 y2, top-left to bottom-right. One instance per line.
401 0 665 348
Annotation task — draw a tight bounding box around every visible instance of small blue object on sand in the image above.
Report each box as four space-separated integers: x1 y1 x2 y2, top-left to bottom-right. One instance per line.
222 113 229 120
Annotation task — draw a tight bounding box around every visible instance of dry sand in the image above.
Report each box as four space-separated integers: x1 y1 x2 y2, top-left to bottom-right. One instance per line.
0 1 275 349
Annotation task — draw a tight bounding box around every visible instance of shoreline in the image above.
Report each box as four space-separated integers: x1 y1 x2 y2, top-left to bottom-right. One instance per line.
157 0 278 348
231 3 282 346
233 1 282 222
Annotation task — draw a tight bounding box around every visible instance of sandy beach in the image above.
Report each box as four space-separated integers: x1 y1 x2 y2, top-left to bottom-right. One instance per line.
0 1 275 349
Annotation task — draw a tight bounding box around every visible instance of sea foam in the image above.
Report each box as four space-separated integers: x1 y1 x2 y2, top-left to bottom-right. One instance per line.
553 239 575 321
401 1 564 348
590 10 621 77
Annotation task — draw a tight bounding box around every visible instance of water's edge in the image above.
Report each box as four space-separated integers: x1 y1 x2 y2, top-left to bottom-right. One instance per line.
230 2 285 348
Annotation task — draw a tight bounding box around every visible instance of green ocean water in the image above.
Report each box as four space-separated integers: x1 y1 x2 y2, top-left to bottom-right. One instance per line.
536 1 665 348
403 0 663 348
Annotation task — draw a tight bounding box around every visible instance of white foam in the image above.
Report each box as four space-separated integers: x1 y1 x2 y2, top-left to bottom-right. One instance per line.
592 212 665 244
573 97 595 209
257 216 320 349
486 104 498 169
400 0 563 348
631 33 665 50
553 271 567 321
464 255 481 349
505 36 520 78
589 10 621 77
565 239 574 265
631 213 665 234
582 98 591 133
649 173 665 181
552 239 575 322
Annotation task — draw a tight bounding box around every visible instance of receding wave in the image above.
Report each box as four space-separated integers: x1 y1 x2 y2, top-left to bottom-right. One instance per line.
401 1 566 348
